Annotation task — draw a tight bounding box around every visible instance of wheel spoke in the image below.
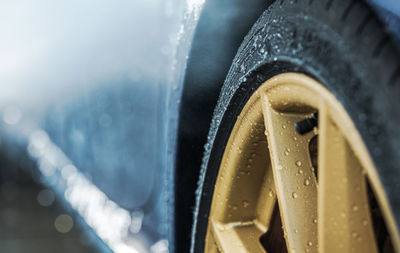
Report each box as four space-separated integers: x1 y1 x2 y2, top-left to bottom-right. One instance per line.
318 103 378 253
205 225 221 253
261 92 318 253
205 95 279 253
207 218 269 253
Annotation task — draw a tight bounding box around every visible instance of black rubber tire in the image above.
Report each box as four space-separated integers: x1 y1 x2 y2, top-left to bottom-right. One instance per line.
191 0 400 252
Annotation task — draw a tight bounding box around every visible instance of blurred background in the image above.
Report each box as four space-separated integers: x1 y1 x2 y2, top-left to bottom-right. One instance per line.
0 0 196 252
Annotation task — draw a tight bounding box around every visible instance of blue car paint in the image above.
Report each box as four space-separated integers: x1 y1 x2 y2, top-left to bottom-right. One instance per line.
368 0 400 46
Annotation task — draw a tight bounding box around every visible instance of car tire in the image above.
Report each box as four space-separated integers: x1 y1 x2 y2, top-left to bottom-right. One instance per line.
191 0 400 252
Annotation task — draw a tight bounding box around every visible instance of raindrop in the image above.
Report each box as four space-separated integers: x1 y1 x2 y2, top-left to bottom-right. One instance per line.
313 219 317 224
352 232 358 238
362 219 368 226
304 179 310 186
240 64 246 73
269 190 274 197
232 205 238 210
352 205 359 212
296 161 302 167
292 192 298 199
308 241 313 246
242 200 249 208
216 223 225 231
282 125 287 129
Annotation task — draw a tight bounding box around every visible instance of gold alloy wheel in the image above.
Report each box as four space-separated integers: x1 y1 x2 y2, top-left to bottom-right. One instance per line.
204 73 400 253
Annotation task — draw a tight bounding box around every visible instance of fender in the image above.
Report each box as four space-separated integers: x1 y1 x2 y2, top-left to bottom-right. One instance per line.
174 0 271 252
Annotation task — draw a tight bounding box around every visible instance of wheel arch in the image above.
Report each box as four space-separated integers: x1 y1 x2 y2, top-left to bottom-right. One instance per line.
174 0 274 252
